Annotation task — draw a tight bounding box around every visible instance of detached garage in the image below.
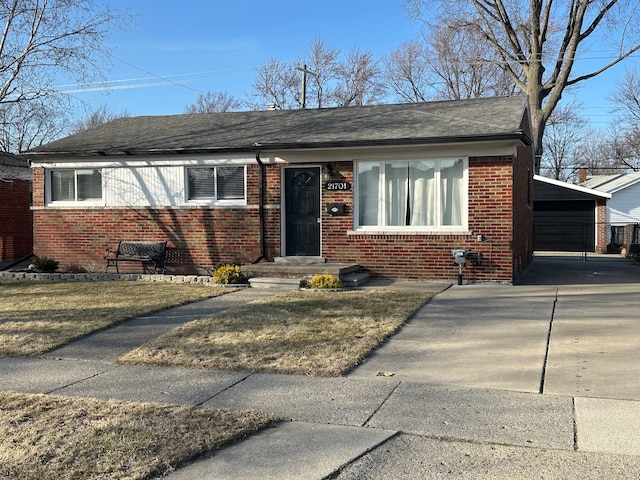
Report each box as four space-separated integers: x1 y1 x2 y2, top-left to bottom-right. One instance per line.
533 176 610 252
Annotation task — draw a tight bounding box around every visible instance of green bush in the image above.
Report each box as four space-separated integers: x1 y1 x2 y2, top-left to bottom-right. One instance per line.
30 256 59 273
213 264 246 284
307 274 344 289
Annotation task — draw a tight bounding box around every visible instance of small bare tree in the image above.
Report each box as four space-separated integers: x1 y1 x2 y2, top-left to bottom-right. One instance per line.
72 105 130 133
0 99 68 152
332 48 386 106
250 58 300 110
540 104 586 182
305 38 341 108
384 40 431 102
184 92 242 114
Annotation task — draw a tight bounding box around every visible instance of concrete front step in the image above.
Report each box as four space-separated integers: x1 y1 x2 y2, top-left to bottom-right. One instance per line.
241 262 361 279
248 277 303 289
242 261 370 288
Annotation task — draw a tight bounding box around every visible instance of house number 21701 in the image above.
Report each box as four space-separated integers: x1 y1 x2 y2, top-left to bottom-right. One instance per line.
325 182 352 190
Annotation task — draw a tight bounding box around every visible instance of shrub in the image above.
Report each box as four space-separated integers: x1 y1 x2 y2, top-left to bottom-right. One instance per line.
213 264 246 284
30 256 59 273
307 274 344 289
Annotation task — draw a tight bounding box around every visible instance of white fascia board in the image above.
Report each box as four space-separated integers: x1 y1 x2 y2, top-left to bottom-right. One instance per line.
534 174 612 199
29 154 255 169
270 140 520 164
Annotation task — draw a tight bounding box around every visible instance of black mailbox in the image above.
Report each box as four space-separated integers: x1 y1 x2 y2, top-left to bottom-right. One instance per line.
327 204 346 216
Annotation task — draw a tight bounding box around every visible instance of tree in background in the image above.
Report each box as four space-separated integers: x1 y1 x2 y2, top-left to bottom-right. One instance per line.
305 38 340 108
184 91 242 114
0 0 130 151
72 105 130 133
250 58 300 110
406 0 640 173
250 39 384 109
384 40 431 103
0 100 68 152
573 129 630 177
332 48 385 106
540 104 585 182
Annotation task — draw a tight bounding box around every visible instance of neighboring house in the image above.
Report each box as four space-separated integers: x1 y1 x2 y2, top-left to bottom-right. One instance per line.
579 172 640 225
579 172 640 252
27 96 535 282
0 153 33 261
533 175 610 253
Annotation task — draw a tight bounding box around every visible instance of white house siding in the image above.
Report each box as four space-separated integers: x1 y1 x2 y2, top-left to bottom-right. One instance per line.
103 166 184 207
608 182 640 225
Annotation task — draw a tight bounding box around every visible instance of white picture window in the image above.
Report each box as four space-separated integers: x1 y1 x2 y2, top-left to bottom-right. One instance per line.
187 166 245 203
356 158 467 231
49 169 102 203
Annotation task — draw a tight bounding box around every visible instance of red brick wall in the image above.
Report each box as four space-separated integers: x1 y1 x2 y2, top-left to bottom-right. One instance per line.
321 158 523 282
32 154 532 282
0 177 33 261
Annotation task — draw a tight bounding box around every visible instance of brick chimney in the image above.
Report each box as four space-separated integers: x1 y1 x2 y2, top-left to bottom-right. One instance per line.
578 165 587 184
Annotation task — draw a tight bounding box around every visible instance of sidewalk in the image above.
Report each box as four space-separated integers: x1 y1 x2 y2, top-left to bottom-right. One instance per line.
2 274 640 478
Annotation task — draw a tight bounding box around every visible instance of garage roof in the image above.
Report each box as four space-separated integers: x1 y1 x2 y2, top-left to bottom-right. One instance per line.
534 175 611 201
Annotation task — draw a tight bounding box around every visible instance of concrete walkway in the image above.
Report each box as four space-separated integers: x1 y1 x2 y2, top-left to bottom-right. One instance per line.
2 256 640 479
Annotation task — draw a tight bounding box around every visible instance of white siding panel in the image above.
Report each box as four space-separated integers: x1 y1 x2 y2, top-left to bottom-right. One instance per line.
103 166 184 206
609 183 640 224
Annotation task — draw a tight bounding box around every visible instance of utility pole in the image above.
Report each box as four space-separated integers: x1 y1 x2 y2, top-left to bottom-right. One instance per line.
296 64 316 108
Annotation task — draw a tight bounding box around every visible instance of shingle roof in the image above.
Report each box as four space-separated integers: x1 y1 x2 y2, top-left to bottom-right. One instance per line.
580 173 640 193
0 152 29 168
28 96 530 157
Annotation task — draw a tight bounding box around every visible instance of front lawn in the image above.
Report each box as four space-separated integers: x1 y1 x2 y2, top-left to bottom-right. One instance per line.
119 289 434 376
0 281 231 356
0 392 274 480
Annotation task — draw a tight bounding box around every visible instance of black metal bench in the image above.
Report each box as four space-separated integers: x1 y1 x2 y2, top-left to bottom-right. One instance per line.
104 240 167 274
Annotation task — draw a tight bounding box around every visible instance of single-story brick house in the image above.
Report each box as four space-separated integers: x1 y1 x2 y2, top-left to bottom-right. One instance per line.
0 153 33 261
27 96 535 282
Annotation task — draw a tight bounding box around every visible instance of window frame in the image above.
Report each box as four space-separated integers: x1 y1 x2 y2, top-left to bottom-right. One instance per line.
185 165 247 206
46 168 103 206
354 157 469 233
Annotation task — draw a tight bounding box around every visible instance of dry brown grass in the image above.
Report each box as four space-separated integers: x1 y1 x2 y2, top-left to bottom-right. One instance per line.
119 289 434 376
0 391 275 480
0 281 232 357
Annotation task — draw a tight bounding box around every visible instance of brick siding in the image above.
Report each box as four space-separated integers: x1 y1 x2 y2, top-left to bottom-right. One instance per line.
32 155 533 282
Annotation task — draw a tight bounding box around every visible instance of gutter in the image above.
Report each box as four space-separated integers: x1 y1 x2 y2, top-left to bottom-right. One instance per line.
252 149 267 264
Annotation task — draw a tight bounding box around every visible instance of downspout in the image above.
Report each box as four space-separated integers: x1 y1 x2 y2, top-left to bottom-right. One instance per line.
252 149 267 263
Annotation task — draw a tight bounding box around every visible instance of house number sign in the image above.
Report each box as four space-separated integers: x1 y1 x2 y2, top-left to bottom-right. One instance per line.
325 181 351 190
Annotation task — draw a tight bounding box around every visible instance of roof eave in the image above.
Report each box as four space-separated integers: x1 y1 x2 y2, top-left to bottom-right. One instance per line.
534 175 612 199
27 131 532 158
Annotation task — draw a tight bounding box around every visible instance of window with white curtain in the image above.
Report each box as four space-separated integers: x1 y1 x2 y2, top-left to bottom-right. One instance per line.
187 166 245 203
356 158 467 230
49 169 102 203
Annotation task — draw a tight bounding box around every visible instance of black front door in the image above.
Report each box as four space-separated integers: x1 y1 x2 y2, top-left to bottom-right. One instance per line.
285 167 321 256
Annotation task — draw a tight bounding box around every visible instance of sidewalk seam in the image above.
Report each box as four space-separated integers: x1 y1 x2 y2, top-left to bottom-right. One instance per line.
539 288 559 394
45 367 116 395
362 381 402 427
195 372 254 407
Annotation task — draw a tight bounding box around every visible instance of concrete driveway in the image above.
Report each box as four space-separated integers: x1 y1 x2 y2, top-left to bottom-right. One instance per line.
349 254 640 401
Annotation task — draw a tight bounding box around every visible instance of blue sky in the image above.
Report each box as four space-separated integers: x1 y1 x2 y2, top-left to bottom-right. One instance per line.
65 1 633 129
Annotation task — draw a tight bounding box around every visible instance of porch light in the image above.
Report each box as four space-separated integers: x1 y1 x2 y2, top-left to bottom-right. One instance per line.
322 163 334 182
